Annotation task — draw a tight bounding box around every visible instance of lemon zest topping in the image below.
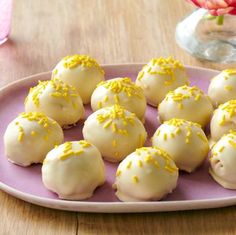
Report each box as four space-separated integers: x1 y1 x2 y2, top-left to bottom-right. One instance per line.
133 175 139 184
59 141 91 160
137 57 186 86
96 105 138 136
135 147 178 174
97 77 143 99
62 54 104 75
25 79 79 108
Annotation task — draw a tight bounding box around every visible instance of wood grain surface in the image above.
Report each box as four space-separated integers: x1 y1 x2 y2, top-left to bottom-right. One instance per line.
0 0 236 234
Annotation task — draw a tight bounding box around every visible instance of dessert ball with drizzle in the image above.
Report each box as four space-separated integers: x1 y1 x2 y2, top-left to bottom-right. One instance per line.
114 147 178 201
24 78 84 128
42 141 105 200
52 54 105 104
208 69 236 107
210 100 236 142
4 112 63 166
91 77 146 120
152 119 209 173
158 85 214 127
135 57 189 107
209 131 236 189
82 105 147 162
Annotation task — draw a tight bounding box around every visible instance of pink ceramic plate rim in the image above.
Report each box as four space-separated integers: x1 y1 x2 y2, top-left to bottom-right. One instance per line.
2 64 234 213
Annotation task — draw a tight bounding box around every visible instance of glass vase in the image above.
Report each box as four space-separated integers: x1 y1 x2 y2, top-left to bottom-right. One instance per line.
175 8 236 63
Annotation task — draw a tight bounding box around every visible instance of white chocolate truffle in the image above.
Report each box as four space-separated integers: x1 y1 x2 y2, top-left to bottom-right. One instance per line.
210 100 236 142
42 141 105 200
136 57 189 106
82 105 147 162
158 85 214 127
208 69 236 107
209 131 236 189
152 119 209 172
52 54 105 104
4 112 63 166
25 78 84 128
114 147 178 202
91 77 146 120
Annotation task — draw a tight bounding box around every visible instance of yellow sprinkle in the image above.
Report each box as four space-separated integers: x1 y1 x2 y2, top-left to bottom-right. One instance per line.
197 132 208 143
145 155 152 163
194 94 201 101
114 94 120 104
112 139 117 147
98 101 102 109
137 71 144 80
164 133 167 141
133 175 139 183
126 161 132 169
103 120 112 128
112 123 118 132
18 132 24 142
224 69 236 76
138 160 143 167
31 131 37 136
103 95 109 102
224 85 233 91
229 140 236 148
154 160 159 168
80 141 91 148
175 127 181 135
165 165 178 173
219 146 225 153
178 103 183 109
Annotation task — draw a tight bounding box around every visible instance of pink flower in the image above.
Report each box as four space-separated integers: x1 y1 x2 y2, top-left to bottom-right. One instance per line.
189 0 236 15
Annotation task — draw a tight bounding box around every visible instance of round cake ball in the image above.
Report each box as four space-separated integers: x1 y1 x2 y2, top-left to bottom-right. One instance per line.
210 100 236 142
82 105 147 162
114 147 178 202
209 131 236 189
52 54 105 104
25 78 84 128
158 85 214 127
135 56 189 106
208 69 236 107
4 112 63 166
152 119 209 172
91 77 146 120
42 141 105 200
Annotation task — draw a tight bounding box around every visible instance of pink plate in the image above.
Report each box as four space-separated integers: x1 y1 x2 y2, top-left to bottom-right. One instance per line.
1 64 235 213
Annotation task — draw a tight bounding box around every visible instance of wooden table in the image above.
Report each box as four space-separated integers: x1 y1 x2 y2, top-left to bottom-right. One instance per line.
1 0 236 234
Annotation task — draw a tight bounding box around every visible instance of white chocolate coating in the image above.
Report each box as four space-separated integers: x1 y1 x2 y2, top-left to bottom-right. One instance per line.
208 69 236 107
91 77 146 120
52 55 105 104
114 147 178 202
42 141 105 200
152 119 209 172
135 57 189 106
158 85 214 127
25 78 84 128
209 132 236 189
4 112 63 166
210 100 236 142
82 105 147 162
